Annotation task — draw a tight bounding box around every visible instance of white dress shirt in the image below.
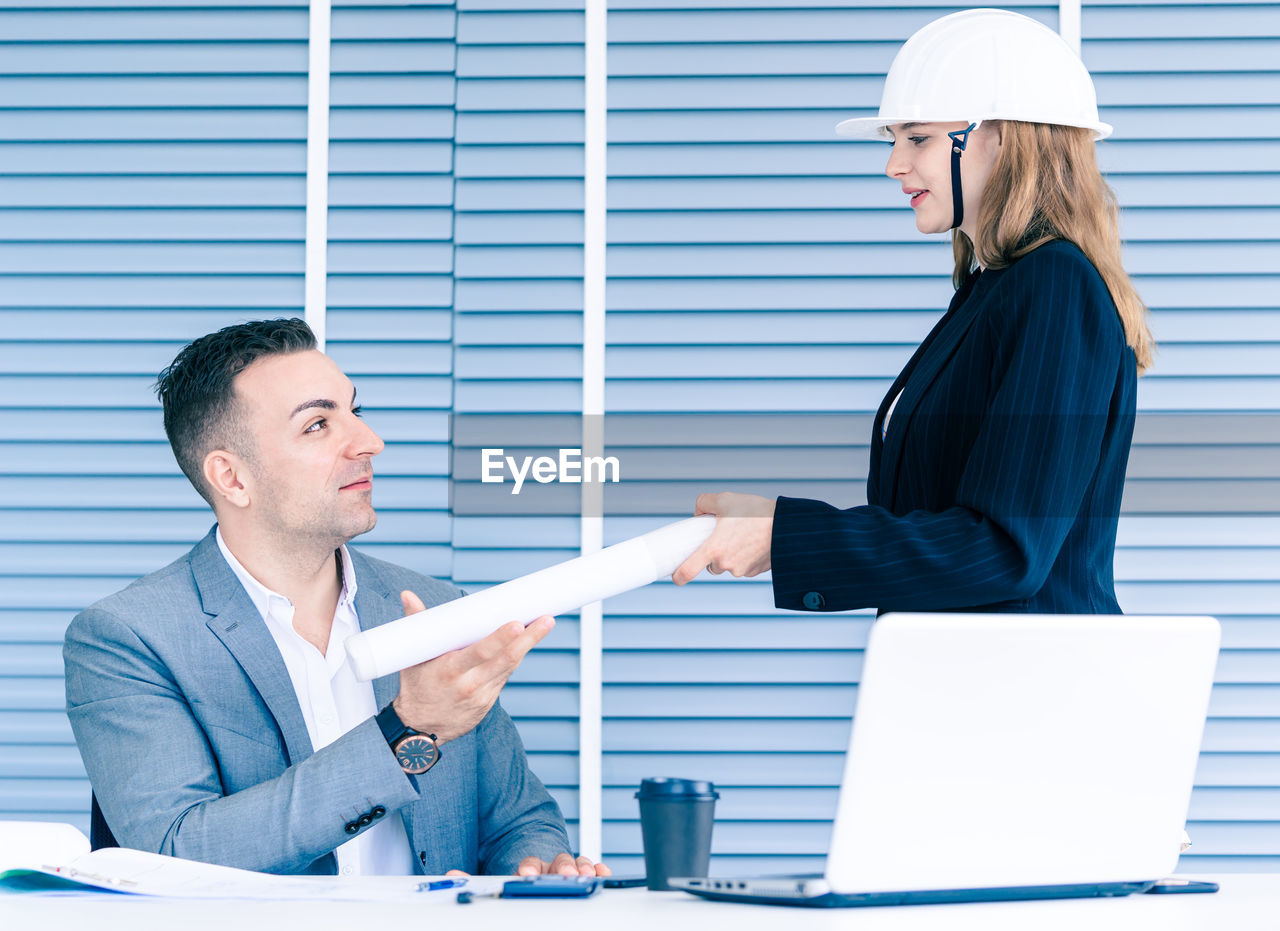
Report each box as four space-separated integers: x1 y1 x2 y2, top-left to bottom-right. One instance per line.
216 528 417 876
882 388 904 441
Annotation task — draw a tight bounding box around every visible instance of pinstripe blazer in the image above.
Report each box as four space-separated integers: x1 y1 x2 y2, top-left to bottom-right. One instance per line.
771 239 1137 615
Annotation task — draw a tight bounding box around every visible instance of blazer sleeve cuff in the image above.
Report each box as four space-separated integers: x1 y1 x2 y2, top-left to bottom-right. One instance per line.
320 717 422 831
771 495 842 612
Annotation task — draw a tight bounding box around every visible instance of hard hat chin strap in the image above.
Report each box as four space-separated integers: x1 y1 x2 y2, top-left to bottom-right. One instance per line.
948 122 979 231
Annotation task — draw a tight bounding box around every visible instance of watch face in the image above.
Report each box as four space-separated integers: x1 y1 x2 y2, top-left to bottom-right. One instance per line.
395 734 439 775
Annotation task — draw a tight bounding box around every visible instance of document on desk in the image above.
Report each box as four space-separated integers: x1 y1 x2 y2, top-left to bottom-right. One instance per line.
0 847 507 901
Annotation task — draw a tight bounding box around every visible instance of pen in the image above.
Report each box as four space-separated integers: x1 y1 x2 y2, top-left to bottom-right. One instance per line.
418 878 468 892
457 890 500 904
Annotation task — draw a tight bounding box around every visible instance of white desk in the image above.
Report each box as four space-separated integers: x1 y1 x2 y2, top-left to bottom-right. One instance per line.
0 876 1274 931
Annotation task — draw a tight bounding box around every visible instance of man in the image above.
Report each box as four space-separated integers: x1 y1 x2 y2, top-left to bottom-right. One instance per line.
64 318 607 877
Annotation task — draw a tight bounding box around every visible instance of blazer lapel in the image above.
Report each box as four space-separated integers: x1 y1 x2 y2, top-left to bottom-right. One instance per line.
877 272 990 510
350 554 407 712
350 553 430 864
191 530 315 764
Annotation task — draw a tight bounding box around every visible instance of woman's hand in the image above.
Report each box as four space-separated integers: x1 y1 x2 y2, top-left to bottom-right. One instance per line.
672 492 776 585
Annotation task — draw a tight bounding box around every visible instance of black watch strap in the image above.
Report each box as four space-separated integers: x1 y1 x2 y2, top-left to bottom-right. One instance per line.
376 701 413 747
376 703 442 775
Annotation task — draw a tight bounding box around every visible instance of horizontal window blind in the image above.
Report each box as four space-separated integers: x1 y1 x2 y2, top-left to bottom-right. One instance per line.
453 0 587 844
0 0 311 833
598 0 1280 876
3 0 1275 877
325 1 457 590
1084 0 1280 872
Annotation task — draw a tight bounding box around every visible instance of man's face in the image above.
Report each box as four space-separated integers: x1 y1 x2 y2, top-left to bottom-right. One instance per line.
231 349 384 548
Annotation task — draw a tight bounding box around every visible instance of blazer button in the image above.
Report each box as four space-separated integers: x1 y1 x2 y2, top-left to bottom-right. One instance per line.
357 813 373 827
372 806 386 819
344 822 359 835
802 591 826 610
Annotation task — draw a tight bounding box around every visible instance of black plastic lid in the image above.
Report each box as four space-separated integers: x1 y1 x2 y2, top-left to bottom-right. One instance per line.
635 777 719 800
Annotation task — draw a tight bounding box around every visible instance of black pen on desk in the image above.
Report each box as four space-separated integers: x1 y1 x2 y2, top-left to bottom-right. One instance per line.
418 878 467 892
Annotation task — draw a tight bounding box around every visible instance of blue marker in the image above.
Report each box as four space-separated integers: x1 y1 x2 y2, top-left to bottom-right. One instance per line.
418 878 467 892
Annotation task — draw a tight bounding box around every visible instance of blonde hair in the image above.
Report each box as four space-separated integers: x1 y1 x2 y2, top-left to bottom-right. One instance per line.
953 121 1154 373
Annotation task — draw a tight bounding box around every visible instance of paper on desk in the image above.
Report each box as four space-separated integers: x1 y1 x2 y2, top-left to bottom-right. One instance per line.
345 515 716 680
0 821 89 874
0 847 506 901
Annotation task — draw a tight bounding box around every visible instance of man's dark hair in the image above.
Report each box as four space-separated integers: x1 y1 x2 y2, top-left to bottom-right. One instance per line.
155 317 317 506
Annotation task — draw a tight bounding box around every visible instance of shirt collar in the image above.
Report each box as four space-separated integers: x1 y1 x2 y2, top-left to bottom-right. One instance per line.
335 541 359 609
214 526 358 631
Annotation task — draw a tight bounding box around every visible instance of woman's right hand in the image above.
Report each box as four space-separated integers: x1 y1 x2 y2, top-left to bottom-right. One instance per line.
672 492 776 585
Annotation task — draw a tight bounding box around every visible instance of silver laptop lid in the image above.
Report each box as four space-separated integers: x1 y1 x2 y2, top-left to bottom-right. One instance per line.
826 613 1219 894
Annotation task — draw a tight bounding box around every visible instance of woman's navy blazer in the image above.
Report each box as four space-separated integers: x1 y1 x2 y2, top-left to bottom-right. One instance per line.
771 239 1137 615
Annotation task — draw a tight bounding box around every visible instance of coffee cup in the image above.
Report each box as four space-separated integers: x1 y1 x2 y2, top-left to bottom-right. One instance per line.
635 777 718 891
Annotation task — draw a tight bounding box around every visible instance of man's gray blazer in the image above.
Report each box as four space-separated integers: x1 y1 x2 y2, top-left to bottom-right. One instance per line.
64 528 571 875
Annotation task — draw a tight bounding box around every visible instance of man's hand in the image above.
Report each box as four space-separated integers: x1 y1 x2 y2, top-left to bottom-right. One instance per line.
442 855 612 878
672 492 776 585
393 590 554 744
517 854 613 877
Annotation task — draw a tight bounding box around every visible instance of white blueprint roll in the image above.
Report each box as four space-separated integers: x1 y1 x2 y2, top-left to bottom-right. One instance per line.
345 515 716 681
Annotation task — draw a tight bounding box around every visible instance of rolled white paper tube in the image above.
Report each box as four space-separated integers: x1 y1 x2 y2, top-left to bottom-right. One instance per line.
345 515 716 681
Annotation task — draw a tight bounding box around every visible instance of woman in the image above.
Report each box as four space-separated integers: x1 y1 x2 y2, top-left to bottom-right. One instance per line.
674 9 1153 615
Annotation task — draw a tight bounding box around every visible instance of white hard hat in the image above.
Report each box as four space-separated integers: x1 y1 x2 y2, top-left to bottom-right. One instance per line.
836 8 1112 141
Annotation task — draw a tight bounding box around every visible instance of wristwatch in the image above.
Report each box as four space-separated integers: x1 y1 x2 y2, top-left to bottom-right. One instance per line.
376 702 441 775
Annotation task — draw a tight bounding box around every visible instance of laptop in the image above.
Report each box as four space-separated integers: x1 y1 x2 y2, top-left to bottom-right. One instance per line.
671 612 1220 907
